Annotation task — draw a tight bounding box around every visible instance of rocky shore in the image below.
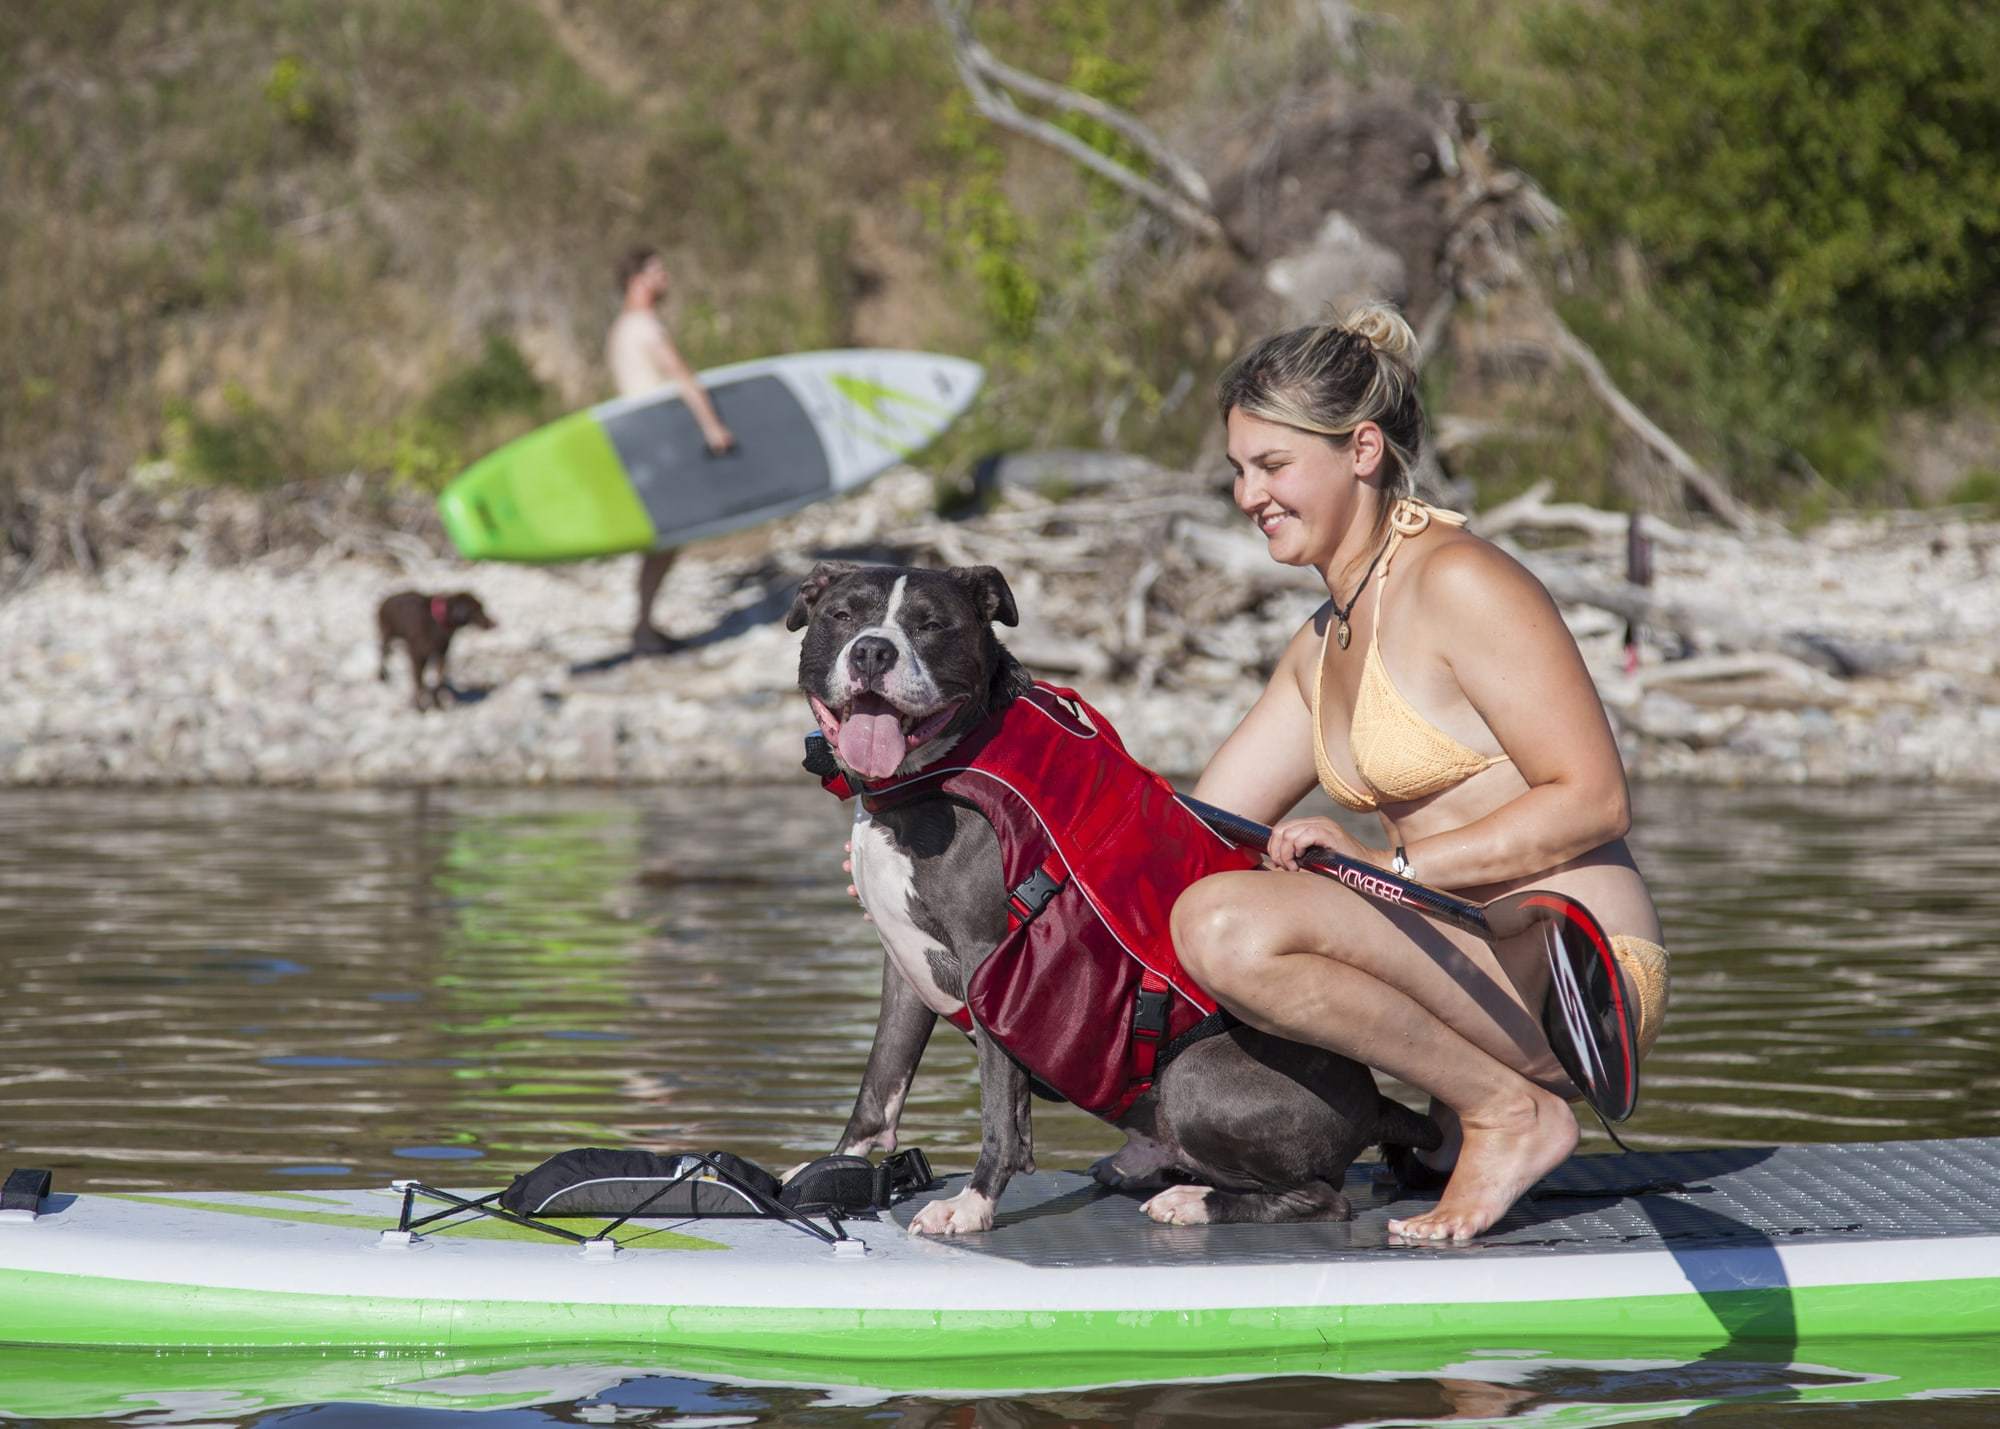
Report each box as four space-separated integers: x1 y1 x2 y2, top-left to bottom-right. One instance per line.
4 466 1996 788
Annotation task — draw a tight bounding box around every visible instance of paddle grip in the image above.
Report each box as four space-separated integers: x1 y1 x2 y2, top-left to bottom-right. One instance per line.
1178 795 1495 941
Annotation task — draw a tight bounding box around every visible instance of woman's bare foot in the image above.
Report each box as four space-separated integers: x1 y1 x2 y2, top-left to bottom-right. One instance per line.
1386 1089 1577 1242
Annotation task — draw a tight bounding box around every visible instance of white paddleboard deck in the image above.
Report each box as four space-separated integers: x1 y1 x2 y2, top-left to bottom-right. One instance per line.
3 1139 1997 1367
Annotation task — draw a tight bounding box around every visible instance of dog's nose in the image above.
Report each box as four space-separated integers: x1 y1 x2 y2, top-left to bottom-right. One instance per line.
849 635 899 682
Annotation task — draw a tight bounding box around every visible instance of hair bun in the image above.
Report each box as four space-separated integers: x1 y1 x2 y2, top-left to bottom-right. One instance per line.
1344 302 1419 366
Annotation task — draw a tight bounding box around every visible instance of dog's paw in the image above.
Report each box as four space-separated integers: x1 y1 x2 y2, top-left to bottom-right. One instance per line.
1091 1154 1167 1193
1141 1184 1214 1226
907 1188 995 1236
1090 1134 1180 1192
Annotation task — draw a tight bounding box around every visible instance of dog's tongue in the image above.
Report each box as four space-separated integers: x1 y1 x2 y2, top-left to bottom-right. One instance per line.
838 694 909 780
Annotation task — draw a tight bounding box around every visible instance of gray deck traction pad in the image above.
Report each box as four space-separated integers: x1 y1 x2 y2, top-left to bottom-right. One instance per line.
890 1137 2000 1268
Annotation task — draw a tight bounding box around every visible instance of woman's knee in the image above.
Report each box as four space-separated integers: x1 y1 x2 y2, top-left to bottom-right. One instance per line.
1172 872 1280 993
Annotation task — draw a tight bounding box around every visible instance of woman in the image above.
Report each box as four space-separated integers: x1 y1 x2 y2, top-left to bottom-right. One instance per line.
1170 305 1668 1242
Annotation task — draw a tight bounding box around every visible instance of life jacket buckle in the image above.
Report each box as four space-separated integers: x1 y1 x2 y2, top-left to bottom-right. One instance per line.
1008 866 1064 922
1132 986 1171 1043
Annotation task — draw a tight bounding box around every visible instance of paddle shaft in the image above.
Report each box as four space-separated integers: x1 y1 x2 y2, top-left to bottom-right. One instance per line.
1179 795 1498 941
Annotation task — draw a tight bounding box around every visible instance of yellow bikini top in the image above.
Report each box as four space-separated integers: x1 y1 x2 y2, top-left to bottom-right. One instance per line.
1311 499 1508 813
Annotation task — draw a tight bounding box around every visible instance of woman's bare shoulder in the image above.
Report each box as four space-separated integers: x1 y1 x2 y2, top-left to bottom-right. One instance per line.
1409 527 1554 617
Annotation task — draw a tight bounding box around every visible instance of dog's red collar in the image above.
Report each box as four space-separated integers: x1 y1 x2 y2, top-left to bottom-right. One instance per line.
430 595 450 627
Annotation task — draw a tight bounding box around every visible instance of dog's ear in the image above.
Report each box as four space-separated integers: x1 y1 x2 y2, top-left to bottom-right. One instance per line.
785 560 862 631
947 565 1018 628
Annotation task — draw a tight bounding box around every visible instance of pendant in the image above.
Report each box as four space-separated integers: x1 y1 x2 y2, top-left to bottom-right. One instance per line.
1336 619 1351 650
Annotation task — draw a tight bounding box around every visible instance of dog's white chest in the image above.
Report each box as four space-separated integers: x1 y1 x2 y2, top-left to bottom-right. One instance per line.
850 809 969 1024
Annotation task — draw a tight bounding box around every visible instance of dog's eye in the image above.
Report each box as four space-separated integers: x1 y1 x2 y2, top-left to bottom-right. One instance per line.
918 618 946 633
827 608 854 623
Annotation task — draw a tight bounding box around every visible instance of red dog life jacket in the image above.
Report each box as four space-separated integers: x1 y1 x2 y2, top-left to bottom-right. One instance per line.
816 684 1257 1121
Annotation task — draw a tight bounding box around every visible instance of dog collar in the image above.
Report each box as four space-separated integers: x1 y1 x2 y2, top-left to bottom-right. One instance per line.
802 731 858 799
430 595 450 626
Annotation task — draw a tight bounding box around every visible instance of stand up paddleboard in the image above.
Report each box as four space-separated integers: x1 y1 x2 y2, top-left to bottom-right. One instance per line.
437 349 983 563
3 1139 1997 1395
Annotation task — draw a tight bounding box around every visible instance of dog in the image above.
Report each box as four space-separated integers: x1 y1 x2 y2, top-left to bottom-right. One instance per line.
376 590 495 711
790 560 1438 1236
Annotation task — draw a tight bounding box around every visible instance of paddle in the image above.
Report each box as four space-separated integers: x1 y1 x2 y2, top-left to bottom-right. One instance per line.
1178 794 1641 1124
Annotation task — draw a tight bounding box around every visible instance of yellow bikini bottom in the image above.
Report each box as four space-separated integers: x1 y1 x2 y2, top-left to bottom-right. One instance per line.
1611 934 1670 1059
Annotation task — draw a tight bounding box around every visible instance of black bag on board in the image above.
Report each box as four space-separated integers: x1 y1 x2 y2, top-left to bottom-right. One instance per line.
498 1145 934 1219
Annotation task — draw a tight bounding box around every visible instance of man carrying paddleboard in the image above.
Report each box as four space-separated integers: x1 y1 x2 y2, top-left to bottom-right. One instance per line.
606 247 736 653
1169 304 1669 1243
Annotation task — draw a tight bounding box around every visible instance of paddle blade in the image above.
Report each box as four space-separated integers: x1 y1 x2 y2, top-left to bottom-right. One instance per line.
1487 890 1641 1123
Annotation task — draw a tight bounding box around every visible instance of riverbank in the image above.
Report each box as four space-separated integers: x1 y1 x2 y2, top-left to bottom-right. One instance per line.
4 468 1996 788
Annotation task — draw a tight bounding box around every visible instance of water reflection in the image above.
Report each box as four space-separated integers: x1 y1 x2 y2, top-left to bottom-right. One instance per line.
3 1337 1995 1426
4 782 1996 1193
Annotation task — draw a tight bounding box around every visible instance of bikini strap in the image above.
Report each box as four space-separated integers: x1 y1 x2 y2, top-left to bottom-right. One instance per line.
1374 498 1467 638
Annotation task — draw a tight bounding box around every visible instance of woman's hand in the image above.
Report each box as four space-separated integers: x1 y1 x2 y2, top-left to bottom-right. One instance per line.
1265 816 1383 873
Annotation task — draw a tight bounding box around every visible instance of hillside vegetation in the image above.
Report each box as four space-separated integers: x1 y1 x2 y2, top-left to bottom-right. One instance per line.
4 0 1997 572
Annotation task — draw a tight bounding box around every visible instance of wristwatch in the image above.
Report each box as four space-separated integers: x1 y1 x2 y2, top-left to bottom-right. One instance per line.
1391 846 1412 879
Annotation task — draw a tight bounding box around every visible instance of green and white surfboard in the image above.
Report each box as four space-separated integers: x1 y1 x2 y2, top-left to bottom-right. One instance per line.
435 349 983 563
3 1139 1998 1397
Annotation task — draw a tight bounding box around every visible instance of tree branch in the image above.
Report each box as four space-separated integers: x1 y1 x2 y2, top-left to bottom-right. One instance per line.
932 0 1232 248
1545 312 1762 535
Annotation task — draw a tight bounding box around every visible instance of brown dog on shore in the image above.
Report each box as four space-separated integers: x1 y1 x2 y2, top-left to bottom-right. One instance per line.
376 591 495 710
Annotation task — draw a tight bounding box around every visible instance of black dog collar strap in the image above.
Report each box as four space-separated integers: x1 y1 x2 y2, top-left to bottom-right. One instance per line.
802 731 856 799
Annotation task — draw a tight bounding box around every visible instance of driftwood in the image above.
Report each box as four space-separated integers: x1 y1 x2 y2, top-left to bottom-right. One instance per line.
979 448 1183 494
1630 652 1848 708
1527 564 1921 680
1170 517 1297 594
1543 315 1760 536
932 0 1232 248
1472 480 1701 550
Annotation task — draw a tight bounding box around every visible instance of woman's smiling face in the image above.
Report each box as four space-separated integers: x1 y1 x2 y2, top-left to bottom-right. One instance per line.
1226 407 1361 569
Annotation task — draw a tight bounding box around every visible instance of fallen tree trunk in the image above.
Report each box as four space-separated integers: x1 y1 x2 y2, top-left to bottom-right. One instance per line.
1529 566 1922 679
1472 480 1702 550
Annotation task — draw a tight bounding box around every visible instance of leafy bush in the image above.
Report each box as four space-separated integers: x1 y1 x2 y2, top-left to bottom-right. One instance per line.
369 333 557 490
1948 470 2000 508
263 54 348 153
166 386 294 490
1504 0 2000 493
799 1 910 97
422 333 550 434
920 93 1043 342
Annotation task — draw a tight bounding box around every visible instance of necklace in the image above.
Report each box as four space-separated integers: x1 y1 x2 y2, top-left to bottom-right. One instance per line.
1329 540 1388 651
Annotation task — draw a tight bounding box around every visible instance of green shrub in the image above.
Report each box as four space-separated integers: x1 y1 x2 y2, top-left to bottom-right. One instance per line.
1947 470 2000 508
1503 0 2000 494
363 333 557 490
263 53 349 154
920 93 1043 342
422 333 550 434
799 2 908 97
167 386 293 490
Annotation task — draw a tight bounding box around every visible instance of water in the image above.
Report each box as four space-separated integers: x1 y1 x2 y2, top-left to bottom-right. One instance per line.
2 781 1998 1424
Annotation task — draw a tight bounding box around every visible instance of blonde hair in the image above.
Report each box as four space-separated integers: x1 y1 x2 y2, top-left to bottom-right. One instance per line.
1217 302 1426 532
